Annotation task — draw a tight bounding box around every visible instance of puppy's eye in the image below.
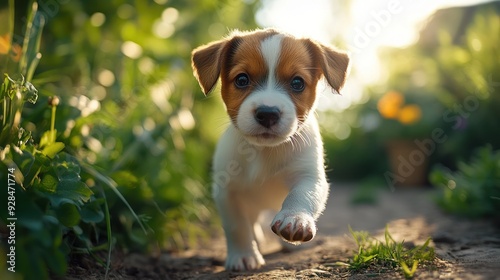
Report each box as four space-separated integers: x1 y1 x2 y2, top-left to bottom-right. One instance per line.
235 73 250 88
291 76 305 92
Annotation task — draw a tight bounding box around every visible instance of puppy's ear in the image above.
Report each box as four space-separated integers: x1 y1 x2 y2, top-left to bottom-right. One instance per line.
191 40 227 95
307 40 350 93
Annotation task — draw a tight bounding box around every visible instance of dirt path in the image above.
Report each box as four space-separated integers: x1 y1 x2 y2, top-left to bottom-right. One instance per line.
66 185 500 279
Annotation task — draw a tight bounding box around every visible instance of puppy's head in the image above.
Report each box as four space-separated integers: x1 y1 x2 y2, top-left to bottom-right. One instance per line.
192 29 350 147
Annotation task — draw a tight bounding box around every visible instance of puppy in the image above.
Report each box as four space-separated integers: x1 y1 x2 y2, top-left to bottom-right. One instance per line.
191 29 350 271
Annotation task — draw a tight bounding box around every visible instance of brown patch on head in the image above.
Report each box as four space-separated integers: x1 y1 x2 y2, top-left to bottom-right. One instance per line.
276 36 350 121
191 29 278 95
277 37 322 122
304 39 350 93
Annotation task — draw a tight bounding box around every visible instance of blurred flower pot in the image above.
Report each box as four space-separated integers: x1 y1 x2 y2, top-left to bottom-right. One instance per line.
386 140 429 187
374 90 443 187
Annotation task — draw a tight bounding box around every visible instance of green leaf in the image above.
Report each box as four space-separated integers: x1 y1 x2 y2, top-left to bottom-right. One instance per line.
18 127 32 147
111 170 139 189
23 81 38 104
45 180 93 207
15 185 45 231
1 75 10 99
12 147 52 187
80 198 105 223
41 141 65 158
40 173 58 192
39 130 59 148
35 153 93 206
56 203 81 227
54 153 81 181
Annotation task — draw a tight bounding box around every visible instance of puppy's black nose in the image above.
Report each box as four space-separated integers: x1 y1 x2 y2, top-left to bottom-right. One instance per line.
255 106 281 128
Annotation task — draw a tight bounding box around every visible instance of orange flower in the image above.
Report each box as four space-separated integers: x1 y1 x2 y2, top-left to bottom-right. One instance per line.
0 33 10 54
398 104 422 124
377 91 404 119
0 33 21 62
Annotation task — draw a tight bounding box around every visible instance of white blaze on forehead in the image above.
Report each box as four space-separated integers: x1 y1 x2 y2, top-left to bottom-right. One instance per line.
260 34 284 89
235 33 299 146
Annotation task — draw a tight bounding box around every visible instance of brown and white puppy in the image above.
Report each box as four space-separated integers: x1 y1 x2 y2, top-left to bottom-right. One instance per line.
191 29 349 271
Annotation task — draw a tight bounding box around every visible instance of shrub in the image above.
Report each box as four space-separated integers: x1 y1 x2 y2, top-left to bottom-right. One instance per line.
0 3 118 279
430 145 500 218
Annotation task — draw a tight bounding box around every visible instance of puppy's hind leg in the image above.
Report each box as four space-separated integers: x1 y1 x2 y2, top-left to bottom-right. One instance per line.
214 187 265 271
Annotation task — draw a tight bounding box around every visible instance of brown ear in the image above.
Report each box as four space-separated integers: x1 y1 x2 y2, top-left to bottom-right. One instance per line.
191 39 227 95
309 41 350 93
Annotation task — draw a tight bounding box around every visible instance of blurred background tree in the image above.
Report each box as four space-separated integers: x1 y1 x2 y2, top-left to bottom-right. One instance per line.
324 1 500 184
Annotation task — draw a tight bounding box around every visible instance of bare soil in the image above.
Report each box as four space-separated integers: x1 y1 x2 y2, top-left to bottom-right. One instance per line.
65 185 500 279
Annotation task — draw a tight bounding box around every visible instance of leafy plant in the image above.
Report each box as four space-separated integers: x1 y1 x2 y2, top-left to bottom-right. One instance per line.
0 2 119 279
2 0 260 278
343 225 435 279
430 145 500 218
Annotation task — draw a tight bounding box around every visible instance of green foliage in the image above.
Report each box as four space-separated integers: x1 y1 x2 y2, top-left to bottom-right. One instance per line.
379 4 500 164
27 0 258 252
322 3 500 181
2 0 259 278
321 108 389 181
0 3 111 279
344 225 435 279
430 145 500 218
349 177 384 205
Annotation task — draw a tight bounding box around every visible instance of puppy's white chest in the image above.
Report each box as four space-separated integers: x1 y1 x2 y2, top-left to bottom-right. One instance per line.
212 116 321 194
213 126 292 189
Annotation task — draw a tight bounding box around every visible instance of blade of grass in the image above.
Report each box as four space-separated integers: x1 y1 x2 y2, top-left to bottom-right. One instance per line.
25 11 44 81
7 0 15 53
81 161 147 234
348 224 362 248
2 75 10 127
401 260 418 278
347 225 435 278
19 1 38 76
26 52 42 82
100 188 112 280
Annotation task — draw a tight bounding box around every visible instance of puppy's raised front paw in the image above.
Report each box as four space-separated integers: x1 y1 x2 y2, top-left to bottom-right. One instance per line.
271 211 316 244
225 251 265 271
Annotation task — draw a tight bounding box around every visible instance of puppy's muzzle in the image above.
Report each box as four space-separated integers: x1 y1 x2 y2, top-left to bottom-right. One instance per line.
254 106 281 128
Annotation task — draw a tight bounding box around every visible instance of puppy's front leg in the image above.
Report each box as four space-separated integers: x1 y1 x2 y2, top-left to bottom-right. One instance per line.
270 176 329 244
213 186 265 271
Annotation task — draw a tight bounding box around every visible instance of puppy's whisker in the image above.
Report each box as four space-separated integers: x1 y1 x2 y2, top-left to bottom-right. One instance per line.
212 117 232 132
215 123 230 133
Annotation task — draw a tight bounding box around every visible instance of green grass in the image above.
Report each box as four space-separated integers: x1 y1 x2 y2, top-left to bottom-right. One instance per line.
343 225 435 279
